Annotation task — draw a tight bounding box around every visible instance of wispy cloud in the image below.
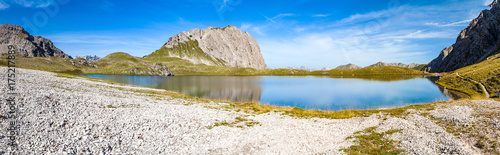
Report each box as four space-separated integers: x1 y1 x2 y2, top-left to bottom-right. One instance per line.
213 0 243 20
312 14 329 17
0 0 55 9
252 1 487 68
0 0 9 10
441 19 473 27
239 23 267 35
13 0 54 8
47 32 168 57
264 13 295 23
425 19 473 27
259 29 430 68
339 6 405 24
395 30 455 39
484 0 493 6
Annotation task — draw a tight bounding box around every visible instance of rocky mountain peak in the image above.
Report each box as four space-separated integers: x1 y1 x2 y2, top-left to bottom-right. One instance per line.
424 1 500 72
369 62 420 68
0 24 70 58
335 63 362 69
160 25 267 69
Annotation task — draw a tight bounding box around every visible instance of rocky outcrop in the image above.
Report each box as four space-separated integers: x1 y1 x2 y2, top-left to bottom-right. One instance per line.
158 25 267 69
369 62 420 68
70 58 97 68
424 0 500 72
125 62 174 76
0 24 71 58
335 63 362 69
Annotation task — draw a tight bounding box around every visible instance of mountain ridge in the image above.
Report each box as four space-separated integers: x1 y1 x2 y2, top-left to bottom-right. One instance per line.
0 24 71 58
148 25 267 69
424 0 500 72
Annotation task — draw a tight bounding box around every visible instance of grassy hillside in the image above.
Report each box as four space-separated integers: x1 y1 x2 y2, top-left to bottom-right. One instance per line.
0 54 93 73
146 40 225 67
1 52 429 80
435 54 500 98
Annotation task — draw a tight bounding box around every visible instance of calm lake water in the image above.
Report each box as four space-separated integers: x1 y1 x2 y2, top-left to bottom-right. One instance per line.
79 74 454 111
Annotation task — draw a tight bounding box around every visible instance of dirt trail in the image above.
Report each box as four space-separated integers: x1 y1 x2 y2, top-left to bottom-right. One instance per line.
456 72 490 97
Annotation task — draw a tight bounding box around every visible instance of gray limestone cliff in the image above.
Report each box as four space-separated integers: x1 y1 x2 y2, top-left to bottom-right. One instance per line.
155 25 267 69
335 63 362 69
424 0 500 72
369 62 420 68
0 24 70 58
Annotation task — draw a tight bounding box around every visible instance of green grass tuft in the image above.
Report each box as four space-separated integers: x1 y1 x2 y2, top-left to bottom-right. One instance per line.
342 127 404 155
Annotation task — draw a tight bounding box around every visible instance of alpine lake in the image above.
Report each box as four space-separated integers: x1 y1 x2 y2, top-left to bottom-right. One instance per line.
78 74 461 111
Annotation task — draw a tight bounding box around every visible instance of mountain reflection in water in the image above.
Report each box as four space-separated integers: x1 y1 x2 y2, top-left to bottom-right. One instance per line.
79 74 455 110
84 75 262 102
152 76 262 102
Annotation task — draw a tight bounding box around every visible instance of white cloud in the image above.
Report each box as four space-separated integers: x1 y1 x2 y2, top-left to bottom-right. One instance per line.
46 32 169 58
0 0 55 8
484 0 493 6
264 13 295 23
424 19 473 27
312 14 329 17
441 19 473 27
0 0 9 10
395 30 454 39
240 23 267 36
13 0 54 8
424 22 439 26
259 27 432 68
339 6 405 24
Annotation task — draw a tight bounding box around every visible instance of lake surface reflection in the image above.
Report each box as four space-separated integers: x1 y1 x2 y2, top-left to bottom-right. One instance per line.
79 74 454 111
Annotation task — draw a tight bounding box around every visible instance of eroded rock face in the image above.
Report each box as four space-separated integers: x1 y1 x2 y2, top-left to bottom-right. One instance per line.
425 1 500 73
335 63 362 69
163 25 267 69
0 24 70 58
369 62 420 68
125 62 174 76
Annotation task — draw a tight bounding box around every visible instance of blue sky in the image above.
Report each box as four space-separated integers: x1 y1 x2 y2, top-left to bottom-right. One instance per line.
0 0 492 69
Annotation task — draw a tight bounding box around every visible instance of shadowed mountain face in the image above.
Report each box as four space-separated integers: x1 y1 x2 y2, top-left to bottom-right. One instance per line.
425 0 500 73
0 24 70 58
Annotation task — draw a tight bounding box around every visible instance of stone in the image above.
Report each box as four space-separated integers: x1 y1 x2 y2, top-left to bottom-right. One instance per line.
425 0 500 73
124 62 173 76
161 25 267 69
335 63 362 69
0 24 71 58
368 62 420 68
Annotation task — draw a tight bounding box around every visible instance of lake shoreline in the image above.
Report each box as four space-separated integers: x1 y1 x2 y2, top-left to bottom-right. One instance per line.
1 67 498 154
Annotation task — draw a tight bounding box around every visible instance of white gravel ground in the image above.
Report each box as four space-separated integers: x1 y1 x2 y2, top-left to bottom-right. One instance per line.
0 67 498 154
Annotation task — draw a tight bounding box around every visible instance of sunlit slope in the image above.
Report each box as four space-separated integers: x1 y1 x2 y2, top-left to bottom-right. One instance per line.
435 54 500 98
0 55 92 73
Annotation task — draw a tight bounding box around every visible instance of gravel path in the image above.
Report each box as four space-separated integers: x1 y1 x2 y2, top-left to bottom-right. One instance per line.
0 67 498 154
0 67 380 154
